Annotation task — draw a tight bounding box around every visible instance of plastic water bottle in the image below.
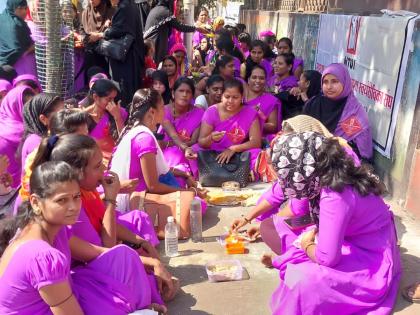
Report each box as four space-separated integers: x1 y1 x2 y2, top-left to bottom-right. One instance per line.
190 198 202 242
165 216 178 257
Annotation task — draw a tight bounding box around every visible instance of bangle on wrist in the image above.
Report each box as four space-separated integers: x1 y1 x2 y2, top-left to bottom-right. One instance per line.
303 242 316 255
103 198 117 206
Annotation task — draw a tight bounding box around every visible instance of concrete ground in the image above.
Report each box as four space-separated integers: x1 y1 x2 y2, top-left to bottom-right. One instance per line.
158 183 420 315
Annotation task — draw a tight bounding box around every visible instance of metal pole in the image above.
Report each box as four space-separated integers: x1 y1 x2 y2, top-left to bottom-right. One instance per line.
183 0 195 61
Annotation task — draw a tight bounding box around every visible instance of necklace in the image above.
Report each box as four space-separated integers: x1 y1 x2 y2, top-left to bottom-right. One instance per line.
172 103 191 118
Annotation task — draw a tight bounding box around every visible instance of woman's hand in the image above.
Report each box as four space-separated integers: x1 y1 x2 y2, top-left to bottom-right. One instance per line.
289 87 301 97
216 148 235 164
106 100 122 120
186 175 197 188
211 131 226 142
185 147 197 160
230 217 249 233
154 262 175 296
137 241 160 260
300 228 317 250
104 19 112 28
101 171 121 201
88 32 103 43
119 178 139 194
0 155 9 174
191 187 208 199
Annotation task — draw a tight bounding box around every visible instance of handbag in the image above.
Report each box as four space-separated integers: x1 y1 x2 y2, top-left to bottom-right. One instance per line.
129 191 195 239
197 150 250 187
95 34 135 62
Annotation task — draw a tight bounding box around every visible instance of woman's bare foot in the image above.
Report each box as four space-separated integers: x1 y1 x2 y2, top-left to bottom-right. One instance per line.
261 253 274 268
150 303 168 314
162 276 180 302
403 282 420 303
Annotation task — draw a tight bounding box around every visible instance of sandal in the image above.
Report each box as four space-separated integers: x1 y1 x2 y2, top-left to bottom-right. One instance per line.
402 282 420 303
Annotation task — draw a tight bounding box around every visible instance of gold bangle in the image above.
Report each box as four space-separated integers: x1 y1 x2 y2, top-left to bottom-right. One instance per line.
304 242 316 255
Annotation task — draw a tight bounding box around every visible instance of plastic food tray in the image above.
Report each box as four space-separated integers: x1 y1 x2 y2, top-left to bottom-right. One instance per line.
205 259 243 282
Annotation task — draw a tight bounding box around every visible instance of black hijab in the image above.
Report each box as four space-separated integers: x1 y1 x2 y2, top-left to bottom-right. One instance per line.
0 0 33 66
303 95 347 133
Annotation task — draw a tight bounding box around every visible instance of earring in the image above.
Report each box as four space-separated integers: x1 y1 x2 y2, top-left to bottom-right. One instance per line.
33 208 41 216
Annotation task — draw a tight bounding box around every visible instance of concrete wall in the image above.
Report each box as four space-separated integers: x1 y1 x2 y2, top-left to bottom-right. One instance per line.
330 0 420 14
240 10 420 218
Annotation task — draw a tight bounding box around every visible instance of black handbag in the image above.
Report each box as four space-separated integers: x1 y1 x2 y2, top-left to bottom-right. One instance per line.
95 34 135 62
197 151 250 187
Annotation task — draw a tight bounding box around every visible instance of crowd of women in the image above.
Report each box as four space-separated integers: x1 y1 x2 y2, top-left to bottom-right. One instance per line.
0 0 407 314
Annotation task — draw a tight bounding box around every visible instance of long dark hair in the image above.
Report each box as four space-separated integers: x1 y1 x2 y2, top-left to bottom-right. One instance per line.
302 70 322 99
89 79 121 140
0 161 78 256
115 89 162 146
316 138 385 196
31 134 98 174
151 70 171 104
49 109 90 135
244 40 267 81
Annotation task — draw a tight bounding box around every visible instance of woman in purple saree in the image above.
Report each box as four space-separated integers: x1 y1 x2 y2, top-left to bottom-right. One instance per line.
268 53 299 93
245 65 281 143
198 78 261 180
161 77 204 181
0 85 35 187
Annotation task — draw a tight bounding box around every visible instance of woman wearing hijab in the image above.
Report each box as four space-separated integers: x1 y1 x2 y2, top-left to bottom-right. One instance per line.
0 85 35 188
277 70 322 120
232 132 401 314
80 0 115 81
303 63 373 161
144 0 208 64
0 0 36 76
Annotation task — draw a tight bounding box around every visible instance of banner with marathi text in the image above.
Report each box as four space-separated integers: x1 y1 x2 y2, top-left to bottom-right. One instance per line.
315 14 418 157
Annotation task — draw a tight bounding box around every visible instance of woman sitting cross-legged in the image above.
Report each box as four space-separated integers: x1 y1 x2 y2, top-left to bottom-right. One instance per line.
197 78 261 181
0 161 168 314
160 77 204 183
110 89 207 213
231 132 401 314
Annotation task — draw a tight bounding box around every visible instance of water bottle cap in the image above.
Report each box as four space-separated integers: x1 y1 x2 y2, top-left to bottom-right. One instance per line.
167 216 174 223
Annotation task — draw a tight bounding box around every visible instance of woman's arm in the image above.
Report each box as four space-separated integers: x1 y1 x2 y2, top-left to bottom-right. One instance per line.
264 107 278 134
230 118 262 152
39 281 83 315
162 119 188 151
186 127 200 147
69 236 107 263
198 121 215 148
240 63 247 79
169 19 196 33
140 153 195 195
100 201 117 248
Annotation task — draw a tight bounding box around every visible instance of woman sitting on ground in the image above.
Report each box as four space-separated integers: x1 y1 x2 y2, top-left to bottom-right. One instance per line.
278 69 322 120
151 70 172 105
0 161 168 314
160 77 204 183
85 78 127 165
195 74 224 109
245 65 280 143
269 53 298 94
198 78 261 179
240 40 273 83
161 55 179 90
276 37 304 79
32 134 176 305
232 132 401 314
303 63 373 161
20 94 64 168
110 89 207 212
